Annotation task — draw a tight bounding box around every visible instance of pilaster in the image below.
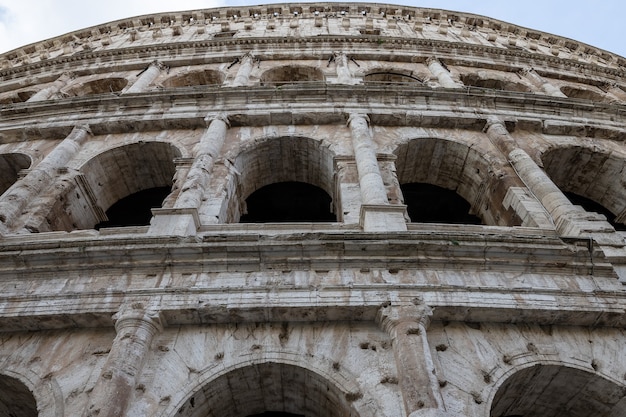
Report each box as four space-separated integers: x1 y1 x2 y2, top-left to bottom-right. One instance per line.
149 113 229 235
347 113 406 231
0 125 91 233
377 303 459 417
123 61 165 94
230 53 256 87
426 58 463 89
27 72 74 102
83 303 164 417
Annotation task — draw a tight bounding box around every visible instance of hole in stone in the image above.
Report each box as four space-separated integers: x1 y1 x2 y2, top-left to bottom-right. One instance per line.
95 186 171 229
240 181 336 223
401 183 481 224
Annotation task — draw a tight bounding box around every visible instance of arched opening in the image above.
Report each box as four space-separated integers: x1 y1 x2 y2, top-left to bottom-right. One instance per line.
565 191 626 231
542 146 626 230
401 183 481 224
461 74 531 92
560 86 607 102
240 181 335 222
175 362 359 417
64 77 128 96
0 90 36 104
95 186 172 229
162 69 224 88
48 142 180 231
0 152 31 195
227 137 336 223
490 364 626 417
0 374 38 417
394 138 518 226
260 66 325 87
364 71 423 85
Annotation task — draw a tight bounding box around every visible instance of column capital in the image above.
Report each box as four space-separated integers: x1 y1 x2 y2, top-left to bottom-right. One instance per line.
113 302 164 334
426 56 441 66
376 302 433 335
151 60 167 71
483 116 508 132
204 112 230 127
346 112 370 127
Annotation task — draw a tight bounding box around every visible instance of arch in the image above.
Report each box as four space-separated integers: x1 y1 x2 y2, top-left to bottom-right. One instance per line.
394 138 517 226
162 69 224 88
541 145 626 228
401 182 481 224
461 73 531 93
0 373 38 417
226 136 336 223
0 152 31 195
363 69 423 85
63 77 128 97
48 141 181 231
560 85 607 102
490 363 626 417
167 360 367 417
260 66 325 87
0 90 36 104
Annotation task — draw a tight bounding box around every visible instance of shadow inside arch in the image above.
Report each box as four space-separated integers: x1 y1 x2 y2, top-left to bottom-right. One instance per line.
172 361 363 417
0 373 38 417
490 363 626 417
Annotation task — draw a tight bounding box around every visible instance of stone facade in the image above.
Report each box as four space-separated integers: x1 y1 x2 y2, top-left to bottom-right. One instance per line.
0 3 625 416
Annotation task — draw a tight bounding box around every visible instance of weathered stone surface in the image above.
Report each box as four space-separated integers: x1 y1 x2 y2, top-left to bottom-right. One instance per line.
0 3 625 417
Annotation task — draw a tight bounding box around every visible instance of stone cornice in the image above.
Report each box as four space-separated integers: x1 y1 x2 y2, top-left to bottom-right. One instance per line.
1 84 624 142
0 228 606 277
1 35 623 82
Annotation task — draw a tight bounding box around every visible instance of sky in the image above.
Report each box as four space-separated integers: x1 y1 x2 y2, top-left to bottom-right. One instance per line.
0 1 624 57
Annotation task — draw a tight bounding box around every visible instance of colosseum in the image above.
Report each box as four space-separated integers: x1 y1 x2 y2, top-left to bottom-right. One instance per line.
0 2 625 417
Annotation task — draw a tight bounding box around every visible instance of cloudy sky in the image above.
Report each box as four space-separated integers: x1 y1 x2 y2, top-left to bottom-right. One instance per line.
0 0 624 57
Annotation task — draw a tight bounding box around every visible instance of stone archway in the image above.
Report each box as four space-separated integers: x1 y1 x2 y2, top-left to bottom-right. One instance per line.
394 137 519 226
490 364 626 417
542 145 626 228
0 373 38 417
226 136 336 223
162 69 224 88
260 66 325 87
460 73 531 92
47 141 181 230
62 77 128 97
174 362 361 417
0 152 31 195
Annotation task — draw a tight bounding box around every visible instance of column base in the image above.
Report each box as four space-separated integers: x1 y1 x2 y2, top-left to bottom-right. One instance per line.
360 204 407 232
148 208 199 236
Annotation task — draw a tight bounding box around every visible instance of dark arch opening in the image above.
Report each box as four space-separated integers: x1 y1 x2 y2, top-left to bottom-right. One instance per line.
0 153 31 195
175 362 358 417
95 186 171 229
240 181 336 223
560 86 606 102
260 66 324 87
364 71 423 84
565 191 626 231
0 374 38 417
460 74 530 92
491 364 626 417
401 183 481 224
65 77 128 96
163 69 224 88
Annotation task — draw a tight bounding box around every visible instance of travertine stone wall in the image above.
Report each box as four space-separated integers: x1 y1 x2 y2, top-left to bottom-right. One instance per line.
0 3 626 417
